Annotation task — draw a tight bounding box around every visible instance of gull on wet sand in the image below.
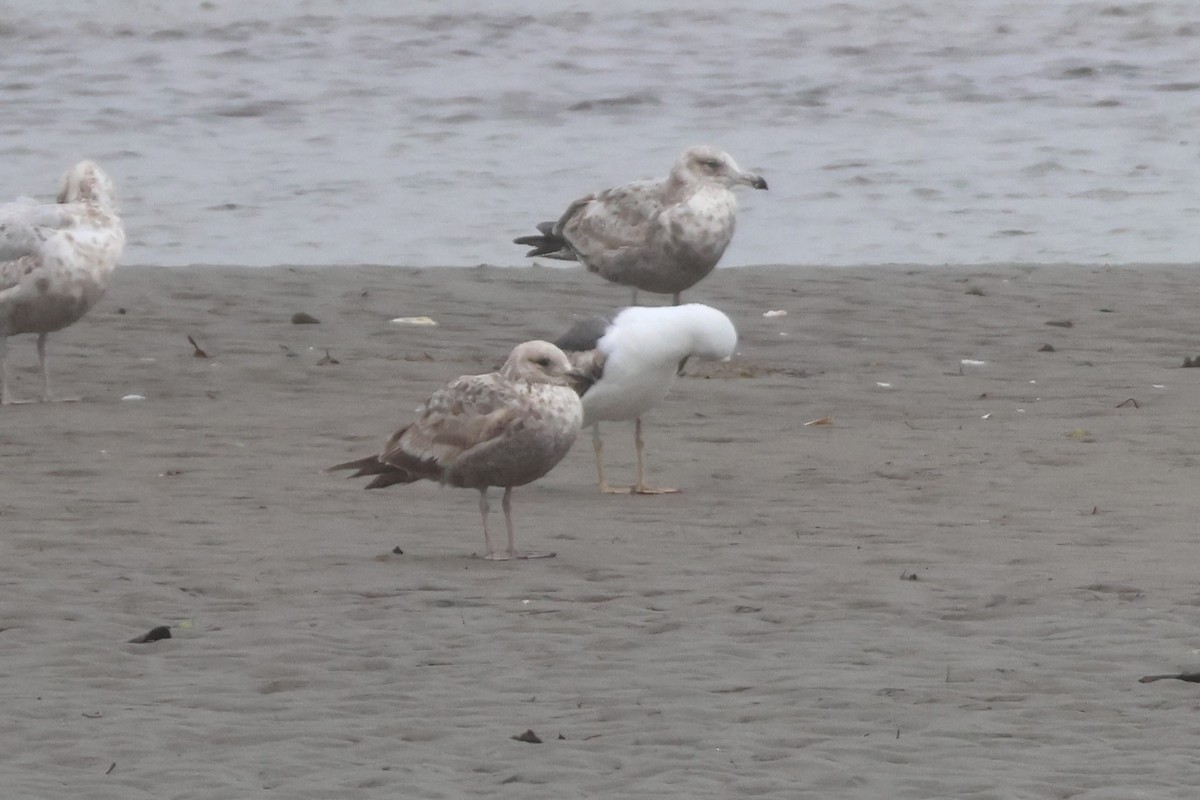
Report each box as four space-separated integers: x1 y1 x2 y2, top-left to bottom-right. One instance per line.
515 145 767 305
556 304 737 494
0 161 125 404
329 341 587 561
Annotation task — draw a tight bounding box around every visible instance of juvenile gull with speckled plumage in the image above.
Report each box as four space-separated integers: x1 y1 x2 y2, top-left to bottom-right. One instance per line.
0 161 125 404
515 146 767 305
329 341 587 560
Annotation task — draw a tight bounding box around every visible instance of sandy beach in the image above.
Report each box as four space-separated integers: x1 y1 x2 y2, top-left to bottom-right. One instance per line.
4 262 1200 798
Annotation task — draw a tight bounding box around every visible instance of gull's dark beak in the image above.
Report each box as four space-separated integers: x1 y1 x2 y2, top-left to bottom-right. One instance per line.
566 370 595 396
737 169 768 191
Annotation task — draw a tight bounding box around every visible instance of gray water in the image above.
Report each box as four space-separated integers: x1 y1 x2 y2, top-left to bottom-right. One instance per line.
3 0 1198 267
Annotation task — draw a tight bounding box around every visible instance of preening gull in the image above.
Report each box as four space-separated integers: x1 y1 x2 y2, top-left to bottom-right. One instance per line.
0 160 125 404
329 341 587 561
557 304 737 494
515 145 768 305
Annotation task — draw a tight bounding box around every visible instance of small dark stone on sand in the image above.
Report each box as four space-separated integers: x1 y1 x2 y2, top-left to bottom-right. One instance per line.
117 308 126 315
392 546 404 555
1039 344 1055 352
292 312 320 325
512 729 542 743
128 625 171 644
1045 320 1073 328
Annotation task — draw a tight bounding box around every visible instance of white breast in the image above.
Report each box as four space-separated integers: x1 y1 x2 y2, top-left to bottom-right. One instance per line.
581 349 677 425
685 185 738 219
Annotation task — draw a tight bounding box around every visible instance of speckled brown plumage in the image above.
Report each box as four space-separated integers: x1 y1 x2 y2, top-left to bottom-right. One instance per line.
0 161 125 404
515 146 767 304
330 340 586 560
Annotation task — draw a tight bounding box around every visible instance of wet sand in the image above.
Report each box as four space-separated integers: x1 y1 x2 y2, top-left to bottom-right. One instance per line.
4 263 1200 798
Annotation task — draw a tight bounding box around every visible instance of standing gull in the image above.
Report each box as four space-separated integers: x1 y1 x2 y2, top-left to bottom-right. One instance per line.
514 146 768 305
329 341 587 561
556 304 737 494
0 160 125 404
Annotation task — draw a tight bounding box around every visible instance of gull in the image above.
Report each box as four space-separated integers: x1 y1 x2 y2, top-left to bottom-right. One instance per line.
329 341 588 560
556 304 737 494
0 160 125 404
514 145 768 305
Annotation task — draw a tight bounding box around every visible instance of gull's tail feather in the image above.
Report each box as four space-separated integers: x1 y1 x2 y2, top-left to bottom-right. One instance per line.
328 454 418 489
514 221 577 260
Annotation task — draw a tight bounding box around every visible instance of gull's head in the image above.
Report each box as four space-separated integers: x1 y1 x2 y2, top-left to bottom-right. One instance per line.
680 304 739 361
58 160 118 209
504 340 591 389
677 146 768 191
608 304 738 369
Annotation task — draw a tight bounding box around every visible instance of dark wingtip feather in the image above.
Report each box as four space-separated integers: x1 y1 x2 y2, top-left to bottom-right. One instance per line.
363 471 417 489
328 454 419 489
514 221 570 258
554 315 611 353
513 236 565 258
513 237 558 258
327 455 382 475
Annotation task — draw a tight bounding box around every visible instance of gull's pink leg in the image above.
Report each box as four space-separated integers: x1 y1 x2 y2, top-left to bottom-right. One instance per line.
631 418 679 495
36 333 79 403
37 334 52 402
501 486 554 560
1 336 34 405
593 424 627 494
478 488 500 559
0 337 13 405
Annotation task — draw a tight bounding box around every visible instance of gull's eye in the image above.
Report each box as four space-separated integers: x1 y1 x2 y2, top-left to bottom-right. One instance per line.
534 356 552 367
701 158 722 169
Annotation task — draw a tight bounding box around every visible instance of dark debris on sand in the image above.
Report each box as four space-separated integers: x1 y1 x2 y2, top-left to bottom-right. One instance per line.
128 626 172 644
